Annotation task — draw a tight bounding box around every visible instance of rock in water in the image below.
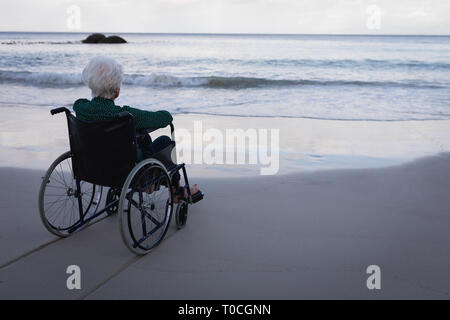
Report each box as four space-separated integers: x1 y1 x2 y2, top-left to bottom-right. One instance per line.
99 36 127 43
82 34 127 44
82 33 106 43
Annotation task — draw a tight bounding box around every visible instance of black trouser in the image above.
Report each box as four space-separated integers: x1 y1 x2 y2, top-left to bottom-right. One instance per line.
138 133 173 159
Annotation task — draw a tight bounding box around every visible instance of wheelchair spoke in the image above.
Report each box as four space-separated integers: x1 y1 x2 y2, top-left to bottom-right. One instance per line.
140 216 147 236
129 190 164 225
44 194 70 197
138 191 147 236
48 197 71 226
127 194 140 209
45 185 69 190
45 202 72 224
49 175 68 188
143 211 162 227
40 151 103 236
121 161 174 253
133 224 162 248
45 196 71 215
46 199 68 222
44 196 69 205
56 164 70 188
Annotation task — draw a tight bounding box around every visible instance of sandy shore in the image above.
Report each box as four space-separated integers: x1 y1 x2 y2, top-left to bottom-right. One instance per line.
1 103 449 299
0 153 449 299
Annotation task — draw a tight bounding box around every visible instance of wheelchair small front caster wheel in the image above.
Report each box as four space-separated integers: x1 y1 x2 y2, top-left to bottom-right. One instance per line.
106 187 121 215
175 201 188 229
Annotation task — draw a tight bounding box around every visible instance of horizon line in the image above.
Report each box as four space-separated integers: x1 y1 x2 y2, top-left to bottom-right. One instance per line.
0 30 449 37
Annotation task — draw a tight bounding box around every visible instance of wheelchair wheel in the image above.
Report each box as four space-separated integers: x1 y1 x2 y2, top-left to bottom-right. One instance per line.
175 201 188 229
119 158 173 255
38 151 103 237
106 187 121 215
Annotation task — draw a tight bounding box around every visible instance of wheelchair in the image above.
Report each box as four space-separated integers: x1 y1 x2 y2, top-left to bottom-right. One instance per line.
38 107 203 255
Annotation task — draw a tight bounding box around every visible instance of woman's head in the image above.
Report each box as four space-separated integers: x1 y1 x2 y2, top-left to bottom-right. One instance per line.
82 56 123 100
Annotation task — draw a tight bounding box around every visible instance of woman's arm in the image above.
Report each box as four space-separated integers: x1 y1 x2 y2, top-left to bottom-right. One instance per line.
120 105 173 129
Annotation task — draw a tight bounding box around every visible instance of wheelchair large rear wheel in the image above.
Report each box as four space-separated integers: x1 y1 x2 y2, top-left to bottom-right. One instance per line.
119 158 173 255
38 151 103 237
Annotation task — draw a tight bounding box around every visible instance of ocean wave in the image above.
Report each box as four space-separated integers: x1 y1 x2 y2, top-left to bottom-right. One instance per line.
139 58 450 71
0 70 83 85
0 70 445 89
3 55 447 72
260 58 450 70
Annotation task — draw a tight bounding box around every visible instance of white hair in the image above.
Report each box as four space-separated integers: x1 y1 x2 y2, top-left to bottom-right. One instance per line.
82 56 123 99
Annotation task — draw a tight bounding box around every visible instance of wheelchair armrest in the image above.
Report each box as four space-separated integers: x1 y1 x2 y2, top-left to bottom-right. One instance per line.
50 107 70 115
117 111 133 119
136 127 158 140
137 127 159 134
136 123 174 137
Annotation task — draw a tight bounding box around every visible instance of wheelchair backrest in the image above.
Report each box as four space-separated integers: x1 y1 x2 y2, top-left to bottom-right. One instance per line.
66 112 138 187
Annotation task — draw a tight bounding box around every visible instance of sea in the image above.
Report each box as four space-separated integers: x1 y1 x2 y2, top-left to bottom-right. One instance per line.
0 32 449 121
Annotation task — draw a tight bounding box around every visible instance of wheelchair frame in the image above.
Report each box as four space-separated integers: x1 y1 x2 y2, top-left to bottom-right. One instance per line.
38 107 203 255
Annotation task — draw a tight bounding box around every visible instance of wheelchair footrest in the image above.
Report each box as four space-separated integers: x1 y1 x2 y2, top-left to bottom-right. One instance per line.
191 191 204 204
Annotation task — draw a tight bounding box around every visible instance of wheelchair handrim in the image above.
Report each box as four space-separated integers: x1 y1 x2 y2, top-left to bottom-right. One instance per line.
118 158 173 255
38 151 103 237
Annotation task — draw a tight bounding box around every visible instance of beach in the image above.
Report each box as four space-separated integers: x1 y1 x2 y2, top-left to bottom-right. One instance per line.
0 104 450 299
0 32 449 299
0 152 450 299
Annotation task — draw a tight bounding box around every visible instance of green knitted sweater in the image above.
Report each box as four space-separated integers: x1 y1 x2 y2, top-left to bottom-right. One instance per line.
73 97 173 129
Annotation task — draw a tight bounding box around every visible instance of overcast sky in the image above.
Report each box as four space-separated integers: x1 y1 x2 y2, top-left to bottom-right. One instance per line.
0 0 449 35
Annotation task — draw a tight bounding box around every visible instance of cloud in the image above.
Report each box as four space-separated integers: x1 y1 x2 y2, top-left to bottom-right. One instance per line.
407 10 428 18
0 0 448 34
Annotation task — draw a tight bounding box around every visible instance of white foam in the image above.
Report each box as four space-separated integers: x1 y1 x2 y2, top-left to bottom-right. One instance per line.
0 70 82 86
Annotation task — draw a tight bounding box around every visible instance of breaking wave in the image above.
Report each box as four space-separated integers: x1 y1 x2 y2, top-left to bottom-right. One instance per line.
0 70 445 89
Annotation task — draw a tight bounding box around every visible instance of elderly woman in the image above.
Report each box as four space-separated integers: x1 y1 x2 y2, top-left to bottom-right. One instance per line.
74 56 198 200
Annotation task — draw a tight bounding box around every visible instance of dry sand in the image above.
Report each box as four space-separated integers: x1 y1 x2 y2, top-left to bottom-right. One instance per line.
0 153 449 299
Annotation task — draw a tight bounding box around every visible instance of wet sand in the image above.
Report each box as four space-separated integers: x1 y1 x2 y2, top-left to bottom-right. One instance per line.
1 103 450 176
